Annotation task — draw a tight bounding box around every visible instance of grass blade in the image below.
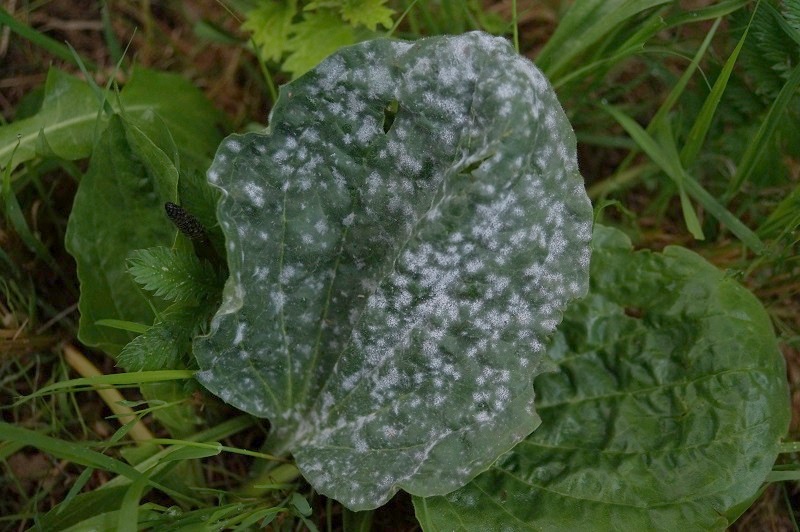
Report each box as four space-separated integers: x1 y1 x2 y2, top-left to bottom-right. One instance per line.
759 184 800 238
537 0 671 81
726 61 800 200
0 422 189 503
604 104 765 253
593 15 721 195
0 7 96 70
15 369 196 404
118 475 149 532
681 5 757 167
1 139 59 270
96 319 150 334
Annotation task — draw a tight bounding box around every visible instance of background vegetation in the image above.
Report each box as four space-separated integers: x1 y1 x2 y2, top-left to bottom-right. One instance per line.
1 0 798 529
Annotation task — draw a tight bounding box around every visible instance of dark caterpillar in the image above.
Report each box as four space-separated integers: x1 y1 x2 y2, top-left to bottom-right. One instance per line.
164 202 207 240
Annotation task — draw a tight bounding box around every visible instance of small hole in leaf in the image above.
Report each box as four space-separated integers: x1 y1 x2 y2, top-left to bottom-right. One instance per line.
458 153 494 177
624 307 645 319
382 99 398 134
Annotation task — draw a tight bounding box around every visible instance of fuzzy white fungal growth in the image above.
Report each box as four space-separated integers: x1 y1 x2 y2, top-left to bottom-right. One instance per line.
194 31 592 512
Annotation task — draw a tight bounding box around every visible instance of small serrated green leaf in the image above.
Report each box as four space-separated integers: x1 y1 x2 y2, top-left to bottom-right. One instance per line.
283 11 356 77
117 321 184 372
243 0 298 63
340 0 394 30
117 304 212 371
127 246 219 303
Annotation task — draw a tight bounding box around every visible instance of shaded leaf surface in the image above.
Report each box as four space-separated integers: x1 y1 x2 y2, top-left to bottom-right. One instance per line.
0 68 96 169
65 116 179 354
0 67 223 174
62 70 224 356
414 225 791 531
195 32 592 509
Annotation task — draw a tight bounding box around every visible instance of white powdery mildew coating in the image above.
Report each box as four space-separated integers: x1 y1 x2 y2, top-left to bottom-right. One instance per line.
195 32 592 510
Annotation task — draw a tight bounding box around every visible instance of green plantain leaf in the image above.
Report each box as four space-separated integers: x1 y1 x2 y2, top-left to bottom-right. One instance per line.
0 67 223 175
0 68 97 169
195 32 593 510
62 68 224 356
413 225 791 531
65 116 179 354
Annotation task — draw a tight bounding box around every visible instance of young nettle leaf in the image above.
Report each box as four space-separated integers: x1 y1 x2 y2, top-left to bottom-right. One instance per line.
194 32 593 510
118 304 210 371
127 246 220 304
117 316 186 372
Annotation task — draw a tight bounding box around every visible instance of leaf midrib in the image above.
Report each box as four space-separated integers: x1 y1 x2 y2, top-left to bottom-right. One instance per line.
0 103 195 169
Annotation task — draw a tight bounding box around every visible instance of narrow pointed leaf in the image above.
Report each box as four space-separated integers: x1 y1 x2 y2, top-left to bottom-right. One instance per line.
195 32 593 510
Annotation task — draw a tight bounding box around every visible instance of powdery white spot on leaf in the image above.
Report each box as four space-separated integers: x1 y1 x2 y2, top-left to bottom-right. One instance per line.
194 31 592 512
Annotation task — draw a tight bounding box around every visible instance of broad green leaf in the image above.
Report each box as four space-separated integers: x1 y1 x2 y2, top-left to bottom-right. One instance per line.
62 68 223 356
414 225 791 531
65 116 179 354
195 32 593 510
115 68 225 171
0 67 224 175
0 68 98 169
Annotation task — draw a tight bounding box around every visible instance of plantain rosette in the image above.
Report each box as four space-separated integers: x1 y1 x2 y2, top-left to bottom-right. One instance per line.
194 32 593 510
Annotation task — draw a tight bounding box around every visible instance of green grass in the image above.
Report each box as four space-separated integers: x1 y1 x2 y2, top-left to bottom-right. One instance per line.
1 0 798 530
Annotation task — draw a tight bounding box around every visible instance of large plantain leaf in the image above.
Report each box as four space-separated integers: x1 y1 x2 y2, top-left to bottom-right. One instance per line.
195 32 593 510
63 68 224 355
413 225 791 531
65 116 180 354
